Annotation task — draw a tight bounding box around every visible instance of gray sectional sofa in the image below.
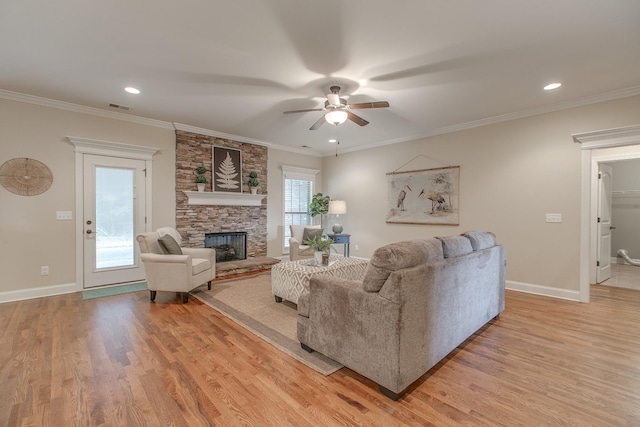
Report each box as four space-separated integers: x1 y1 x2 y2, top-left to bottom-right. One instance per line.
297 231 506 400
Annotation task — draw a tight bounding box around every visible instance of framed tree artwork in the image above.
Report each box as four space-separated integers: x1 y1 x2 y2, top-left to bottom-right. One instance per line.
213 146 242 193
386 166 460 225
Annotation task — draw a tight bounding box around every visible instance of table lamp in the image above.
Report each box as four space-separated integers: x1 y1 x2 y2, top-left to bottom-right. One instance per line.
328 200 347 234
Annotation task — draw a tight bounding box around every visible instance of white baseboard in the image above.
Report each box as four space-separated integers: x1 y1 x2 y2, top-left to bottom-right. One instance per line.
506 280 581 302
0 282 78 304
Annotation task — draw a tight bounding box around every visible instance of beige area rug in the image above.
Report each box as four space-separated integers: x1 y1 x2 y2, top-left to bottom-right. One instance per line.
191 272 342 375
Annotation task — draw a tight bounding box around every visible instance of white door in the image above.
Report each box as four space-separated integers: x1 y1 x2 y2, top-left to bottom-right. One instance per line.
83 155 147 288
596 163 613 283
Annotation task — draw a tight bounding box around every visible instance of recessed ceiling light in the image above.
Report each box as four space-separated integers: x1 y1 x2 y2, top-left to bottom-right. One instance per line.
328 139 337 143
124 86 141 94
543 82 562 91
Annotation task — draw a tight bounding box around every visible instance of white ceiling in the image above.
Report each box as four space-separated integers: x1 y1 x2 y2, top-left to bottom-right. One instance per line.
2 0 640 156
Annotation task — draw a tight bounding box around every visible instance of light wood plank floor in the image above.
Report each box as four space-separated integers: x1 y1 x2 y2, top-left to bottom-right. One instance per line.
1 284 639 426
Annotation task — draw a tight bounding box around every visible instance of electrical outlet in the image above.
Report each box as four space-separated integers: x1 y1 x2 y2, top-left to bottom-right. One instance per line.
41 266 49 276
546 213 562 223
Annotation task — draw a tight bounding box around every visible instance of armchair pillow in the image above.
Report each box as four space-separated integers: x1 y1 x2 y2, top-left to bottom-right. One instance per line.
158 234 183 255
302 227 323 243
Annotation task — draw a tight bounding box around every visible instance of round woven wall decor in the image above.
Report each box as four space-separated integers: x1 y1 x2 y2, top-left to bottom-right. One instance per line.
0 158 53 196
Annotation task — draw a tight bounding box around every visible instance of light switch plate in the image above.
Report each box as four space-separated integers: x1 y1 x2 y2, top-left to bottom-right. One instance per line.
546 213 562 223
56 211 73 220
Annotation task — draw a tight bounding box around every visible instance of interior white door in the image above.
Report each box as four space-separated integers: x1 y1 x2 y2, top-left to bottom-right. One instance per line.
596 163 613 283
83 154 146 288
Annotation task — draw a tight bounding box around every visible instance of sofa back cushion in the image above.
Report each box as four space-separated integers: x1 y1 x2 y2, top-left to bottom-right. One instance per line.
463 231 497 251
363 238 444 292
436 235 473 258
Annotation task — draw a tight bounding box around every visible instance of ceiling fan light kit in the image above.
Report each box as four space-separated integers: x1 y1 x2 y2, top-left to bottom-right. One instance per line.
284 85 389 130
325 110 348 125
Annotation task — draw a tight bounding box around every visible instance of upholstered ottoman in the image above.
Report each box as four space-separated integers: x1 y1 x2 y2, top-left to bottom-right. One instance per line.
271 256 369 304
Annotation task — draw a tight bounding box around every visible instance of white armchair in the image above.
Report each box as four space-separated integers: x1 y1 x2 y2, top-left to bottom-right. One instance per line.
289 224 322 261
136 227 216 303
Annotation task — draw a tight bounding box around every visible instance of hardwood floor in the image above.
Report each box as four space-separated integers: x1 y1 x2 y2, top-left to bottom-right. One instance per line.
1 284 639 426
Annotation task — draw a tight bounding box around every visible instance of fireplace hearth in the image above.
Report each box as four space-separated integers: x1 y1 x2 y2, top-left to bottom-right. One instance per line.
205 232 247 262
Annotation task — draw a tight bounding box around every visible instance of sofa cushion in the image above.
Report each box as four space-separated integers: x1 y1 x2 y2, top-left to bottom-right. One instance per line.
463 231 497 251
437 235 473 258
158 234 183 255
302 227 323 243
362 238 444 292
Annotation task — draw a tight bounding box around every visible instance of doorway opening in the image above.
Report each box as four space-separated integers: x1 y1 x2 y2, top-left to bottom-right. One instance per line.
575 124 640 302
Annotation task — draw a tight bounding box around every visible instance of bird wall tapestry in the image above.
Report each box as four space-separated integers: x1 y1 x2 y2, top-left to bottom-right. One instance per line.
386 166 459 225
213 146 242 193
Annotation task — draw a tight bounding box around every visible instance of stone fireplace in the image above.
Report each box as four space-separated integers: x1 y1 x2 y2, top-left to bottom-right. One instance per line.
174 129 267 257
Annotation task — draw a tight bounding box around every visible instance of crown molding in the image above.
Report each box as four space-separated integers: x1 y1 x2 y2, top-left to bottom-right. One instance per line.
0 89 174 129
318 85 640 157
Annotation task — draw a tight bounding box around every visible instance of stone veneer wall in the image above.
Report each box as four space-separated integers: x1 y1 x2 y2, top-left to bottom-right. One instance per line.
175 130 267 257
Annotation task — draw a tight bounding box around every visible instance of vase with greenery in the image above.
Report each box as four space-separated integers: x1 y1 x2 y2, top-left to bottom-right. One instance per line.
195 166 207 192
303 234 334 265
248 171 259 194
309 192 330 229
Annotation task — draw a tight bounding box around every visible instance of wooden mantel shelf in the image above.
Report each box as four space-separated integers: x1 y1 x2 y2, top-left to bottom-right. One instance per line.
183 191 265 206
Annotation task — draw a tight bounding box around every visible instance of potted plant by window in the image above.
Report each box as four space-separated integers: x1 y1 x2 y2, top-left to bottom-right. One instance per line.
303 234 334 266
309 192 330 229
195 166 207 192
248 171 259 194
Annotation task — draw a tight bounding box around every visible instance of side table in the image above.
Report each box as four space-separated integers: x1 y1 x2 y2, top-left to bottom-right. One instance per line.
328 233 350 257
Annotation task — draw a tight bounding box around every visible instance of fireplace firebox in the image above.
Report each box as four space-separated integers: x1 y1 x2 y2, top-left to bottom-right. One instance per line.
205 232 247 262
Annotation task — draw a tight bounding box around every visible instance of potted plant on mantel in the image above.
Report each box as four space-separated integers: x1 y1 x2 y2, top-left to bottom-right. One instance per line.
248 171 259 194
303 234 334 266
195 166 207 192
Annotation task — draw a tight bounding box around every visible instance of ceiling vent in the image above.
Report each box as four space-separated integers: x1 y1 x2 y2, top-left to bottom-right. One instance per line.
108 103 131 111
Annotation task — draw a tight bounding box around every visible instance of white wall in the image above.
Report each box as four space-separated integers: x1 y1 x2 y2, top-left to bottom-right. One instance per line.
321 95 640 296
0 98 176 298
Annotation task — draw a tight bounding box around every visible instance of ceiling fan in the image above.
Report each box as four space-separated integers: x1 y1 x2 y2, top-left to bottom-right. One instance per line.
283 86 389 130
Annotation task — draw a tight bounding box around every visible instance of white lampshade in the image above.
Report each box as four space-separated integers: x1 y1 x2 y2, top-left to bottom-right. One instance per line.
324 110 348 125
328 200 347 215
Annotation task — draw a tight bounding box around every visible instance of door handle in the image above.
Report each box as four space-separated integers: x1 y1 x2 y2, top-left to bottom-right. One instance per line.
610 226 616 230
86 229 93 234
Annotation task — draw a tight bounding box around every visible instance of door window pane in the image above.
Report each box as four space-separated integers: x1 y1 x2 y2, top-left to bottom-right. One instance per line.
95 167 135 269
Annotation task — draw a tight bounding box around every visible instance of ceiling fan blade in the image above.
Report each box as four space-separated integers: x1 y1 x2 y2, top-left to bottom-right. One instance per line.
347 111 369 126
348 101 390 110
326 93 341 107
284 108 324 114
310 116 326 130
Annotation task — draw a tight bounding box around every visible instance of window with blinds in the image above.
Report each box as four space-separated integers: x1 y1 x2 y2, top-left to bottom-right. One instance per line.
282 166 319 251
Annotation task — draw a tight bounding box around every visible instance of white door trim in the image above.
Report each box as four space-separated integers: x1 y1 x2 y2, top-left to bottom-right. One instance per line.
574 124 640 302
68 136 159 290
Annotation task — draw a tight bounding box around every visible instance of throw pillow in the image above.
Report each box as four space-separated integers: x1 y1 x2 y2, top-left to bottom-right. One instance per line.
158 234 183 255
302 227 323 243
